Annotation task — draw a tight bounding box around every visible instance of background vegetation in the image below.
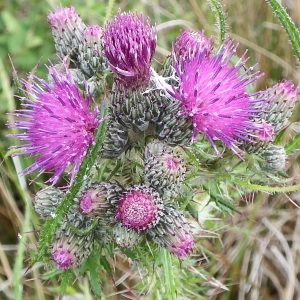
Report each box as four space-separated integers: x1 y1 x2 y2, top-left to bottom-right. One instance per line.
1 0 300 299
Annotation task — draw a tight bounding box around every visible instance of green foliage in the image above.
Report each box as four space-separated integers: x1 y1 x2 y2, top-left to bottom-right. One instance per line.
80 244 103 296
285 133 300 154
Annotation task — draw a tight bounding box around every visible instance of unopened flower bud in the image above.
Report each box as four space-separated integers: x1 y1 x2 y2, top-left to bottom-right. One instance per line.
148 206 194 258
78 25 106 77
47 6 86 60
113 222 143 248
100 116 128 158
259 144 286 173
156 97 192 145
78 181 123 217
50 221 94 269
144 140 186 194
34 187 64 218
111 87 162 132
256 80 298 133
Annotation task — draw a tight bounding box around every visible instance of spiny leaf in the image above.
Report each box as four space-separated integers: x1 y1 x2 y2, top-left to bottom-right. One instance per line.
266 0 300 61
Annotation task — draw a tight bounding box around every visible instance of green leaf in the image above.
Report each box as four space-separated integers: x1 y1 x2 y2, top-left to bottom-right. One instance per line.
60 269 75 295
161 249 177 300
211 194 239 213
42 268 64 280
81 245 103 296
1 10 21 33
285 133 300 154
100 254 113 274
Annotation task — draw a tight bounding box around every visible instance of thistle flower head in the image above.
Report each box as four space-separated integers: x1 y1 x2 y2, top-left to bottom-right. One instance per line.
50 222 94 269
103 11 157 89
100 115 129 158
173 30 213 61
78 25 106 76
113 222 143 248
259 144 286 173
256 80 299 133
148 206 194 258
79 181 123 217
47 6 86 58
34 187 64 218
156 97 193 146
7 64 99 184
144 140 186 193
111 87 162 132
171 39 264 154
115 185 164 231
256 120 275 142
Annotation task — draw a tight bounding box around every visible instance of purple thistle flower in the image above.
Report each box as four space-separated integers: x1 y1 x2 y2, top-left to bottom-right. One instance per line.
170 38 265 155
115 185 164 231
47 6 86 58
173 29 213 61
148 206 194 258
7 65 99 184
103 11 157 89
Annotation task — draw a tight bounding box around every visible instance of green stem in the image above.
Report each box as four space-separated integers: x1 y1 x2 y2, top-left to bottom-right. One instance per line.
235 179 300 193
13 198 31 300
104 0 116 24
34 103 108 263
266 0 300 61
208 0 227 43
67 219 98 236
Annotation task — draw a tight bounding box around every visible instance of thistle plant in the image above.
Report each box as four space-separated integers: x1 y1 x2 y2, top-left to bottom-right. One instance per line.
6 1 300 299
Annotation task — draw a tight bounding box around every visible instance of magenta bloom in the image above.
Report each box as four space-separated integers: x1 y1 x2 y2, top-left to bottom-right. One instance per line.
7 65 99 184
171 38 264 154
103 11 157 89
115 185 163 231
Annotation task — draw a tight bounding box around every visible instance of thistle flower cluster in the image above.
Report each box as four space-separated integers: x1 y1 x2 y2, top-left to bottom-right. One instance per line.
7 5 299 273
